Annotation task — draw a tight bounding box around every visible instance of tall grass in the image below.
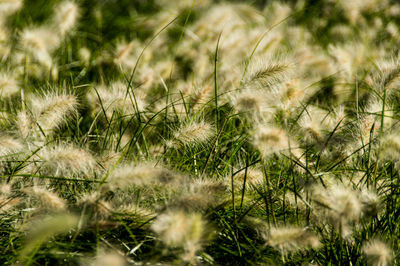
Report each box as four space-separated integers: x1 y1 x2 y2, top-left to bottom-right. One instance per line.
0 0 399 264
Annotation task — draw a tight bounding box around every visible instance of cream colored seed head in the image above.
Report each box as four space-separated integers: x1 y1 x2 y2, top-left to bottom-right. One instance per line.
89 82 146 119
32 93 78 132
266 225 320 254
20 27 59 68
27 187 66 211
173 121 214 146
151 210 207 251
0 0 23 16
231 89 275 122
0 135 22 156
53 1 80 35
362 239 392 266
87 249 127 266
0 73 19 97
108 162 180 189
252 125 290 159
16 111 31 139
40 145 96 177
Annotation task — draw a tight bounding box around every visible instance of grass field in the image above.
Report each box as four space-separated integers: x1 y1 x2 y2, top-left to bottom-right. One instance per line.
0 0 400 264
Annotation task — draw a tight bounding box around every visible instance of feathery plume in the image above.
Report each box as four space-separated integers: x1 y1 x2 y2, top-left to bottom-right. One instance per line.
191 86 212 107
231 89 275 121
0 183 20 213
20 27 59 68
359 188 381 217
110 40 150 70
168 178 227 211
76 192 114 224
0 195 21 213
0 73 19 97
365 58 400 95
379 134 400 163
86 249 127 266
115 204 155 220
362 239 392 266
151 210 210 262
89 82 146 119
114 41 135 66
77 191 101 206
266 225 320 256
108 162 182 189
298 106 327 144
0 183 11 195
0 135 22 156
52 1 80 35
233 167 264 189
310 183 362 237
0 0 23 16
252 125 291 159
78 47 91 65
279 79 315 113
25 187 66 211
324 106 346 132
98 152 121 171
244 56 291 90
16 110 31 139
172 121 214 146
31 93 78 132
39 144 96 177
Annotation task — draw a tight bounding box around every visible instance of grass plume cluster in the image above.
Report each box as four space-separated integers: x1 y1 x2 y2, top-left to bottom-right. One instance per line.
1 0 400 264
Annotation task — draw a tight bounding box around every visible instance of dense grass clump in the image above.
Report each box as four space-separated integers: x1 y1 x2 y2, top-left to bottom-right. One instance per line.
1 0 400 264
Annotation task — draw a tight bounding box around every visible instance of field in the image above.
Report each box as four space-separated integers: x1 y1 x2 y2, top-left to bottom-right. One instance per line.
0 0 399 264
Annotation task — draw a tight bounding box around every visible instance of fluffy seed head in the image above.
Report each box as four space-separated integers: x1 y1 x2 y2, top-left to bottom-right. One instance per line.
298 106 327 144
40 144 96 177
279 79 315 111
0 0 23 16
77 191 101 206
172 121 214 146
266 225 320 254
191 85 212 108
114 41 135 66
233 168 264 189
87 249 127 266
231 89 275 122
169 179 227 211
362 239 392 266
324 106 346 132
16 111 31 139
244 56 292 88
252 125 291 159
0 135 22 156
26 187 66 211
89 82 146 119
0 183 11 195
359 188 381 217
78 47 91 65
311 183 362 236
108 162 181 189
20 27 59 68
115 204 155 219
0 73 19 97
151 210 209 261
31 93 78 132
152 211 206 246
0 196 21 213
53 1 79 35
379 134 400 163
